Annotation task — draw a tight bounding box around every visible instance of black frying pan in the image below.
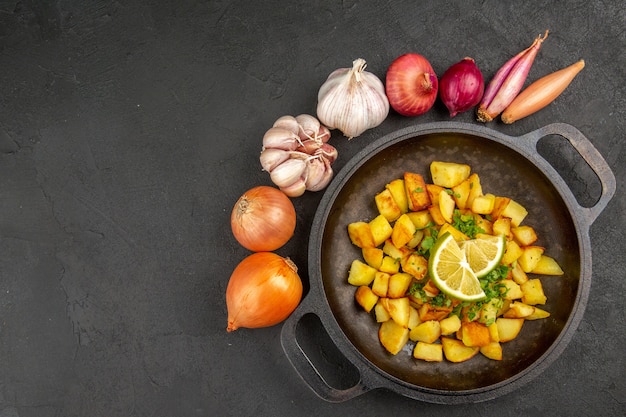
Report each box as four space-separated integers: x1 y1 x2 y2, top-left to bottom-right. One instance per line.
281 122 615 404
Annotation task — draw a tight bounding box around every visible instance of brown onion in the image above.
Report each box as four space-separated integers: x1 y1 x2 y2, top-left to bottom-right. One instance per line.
226 252 303 332
439 57 484 117
231 186 296 252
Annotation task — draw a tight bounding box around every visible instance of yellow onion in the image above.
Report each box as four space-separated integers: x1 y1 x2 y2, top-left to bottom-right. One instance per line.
226 252 302 332
230 186 296 252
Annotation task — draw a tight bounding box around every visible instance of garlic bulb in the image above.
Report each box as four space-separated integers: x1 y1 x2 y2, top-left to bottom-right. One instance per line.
317 58 389 139
260 114 338 197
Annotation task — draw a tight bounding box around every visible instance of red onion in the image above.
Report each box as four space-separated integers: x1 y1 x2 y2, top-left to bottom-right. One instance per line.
439 57 485 117
386 53 438 117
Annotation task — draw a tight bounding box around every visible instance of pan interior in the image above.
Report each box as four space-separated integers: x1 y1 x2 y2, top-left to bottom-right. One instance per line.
319 132 580 391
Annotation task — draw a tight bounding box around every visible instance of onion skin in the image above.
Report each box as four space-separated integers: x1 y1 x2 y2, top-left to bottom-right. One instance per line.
501 59 585 124
231 186 296 252
226 252 303 332
385 53 438 117
477 30 548 122
439 57 485 117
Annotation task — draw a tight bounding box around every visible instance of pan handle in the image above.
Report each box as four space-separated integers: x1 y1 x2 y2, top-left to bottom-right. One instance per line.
280 294 372 402
520 123 616 225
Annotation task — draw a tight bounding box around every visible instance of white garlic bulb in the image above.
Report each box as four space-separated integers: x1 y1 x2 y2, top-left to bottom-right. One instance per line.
260 114 338 197
316 58 389 139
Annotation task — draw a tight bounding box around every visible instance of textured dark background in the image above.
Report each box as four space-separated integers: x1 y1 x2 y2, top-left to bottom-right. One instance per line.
0 1 624 416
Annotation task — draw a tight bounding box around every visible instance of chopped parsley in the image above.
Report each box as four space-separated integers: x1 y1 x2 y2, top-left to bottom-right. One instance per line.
408 281 428 304
445 189 461 199
430 292 452 308
417 226 438 256
445 264 510 325
452 209 485 238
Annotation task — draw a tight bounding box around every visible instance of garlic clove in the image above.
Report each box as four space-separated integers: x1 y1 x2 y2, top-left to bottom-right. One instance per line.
306 158 333 192
288 150 311 161
269 158 307 188
259 148 290 172
296 139 321 155
304 158 326 190
272 115 300 135
263 127 302 151
270 158 307 187
317 124 331 143
295 114 321 141
316 143 338 165
281 176 307 197
316 58 389 139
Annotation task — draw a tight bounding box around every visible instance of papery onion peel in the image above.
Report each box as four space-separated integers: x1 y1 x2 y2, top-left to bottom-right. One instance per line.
226 252 303 332
231 186 296 252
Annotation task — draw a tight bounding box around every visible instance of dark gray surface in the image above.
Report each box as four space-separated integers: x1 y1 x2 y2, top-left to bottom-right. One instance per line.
0 1 624 416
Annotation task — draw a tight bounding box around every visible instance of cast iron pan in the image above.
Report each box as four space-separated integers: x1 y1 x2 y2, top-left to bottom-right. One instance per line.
280 122 615 404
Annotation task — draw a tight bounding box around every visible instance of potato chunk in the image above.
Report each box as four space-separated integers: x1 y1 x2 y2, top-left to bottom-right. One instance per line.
379 319 410 355
452 177 472 210
362 247 384 269
369 215 393 247
427 204 447 226
347 259 377 286
472 193 496 215
381 297 411 328
387 273 413 298
495 318 524 342
440 314 462 335
441 337 479 363
521 279 547 305
371 271 390 297
438 189 456 223
375 189 402 222
503 301 535 318
413 342 444 362
418 303 452 321
512 225 538 246
430 161 471 188
480 342 503 361
385 179 409 214
525 306 550 320
493 198 528 227
391 213 416 248
530 255 564 275
461 321 491 347
355 286 378 313
404 172 431 211
501 239 523 265
465 173 483 209
347 222 375 248
500 279 524 300
406 210 433 229
400 252 428 280
409 320 441 344
379 256 400 274
518 246 545 273
492 217 512 240
374 300 391 322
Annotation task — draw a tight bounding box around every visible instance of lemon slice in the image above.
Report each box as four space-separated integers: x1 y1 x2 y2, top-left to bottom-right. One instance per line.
428 233 486 302
459 234 506 278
